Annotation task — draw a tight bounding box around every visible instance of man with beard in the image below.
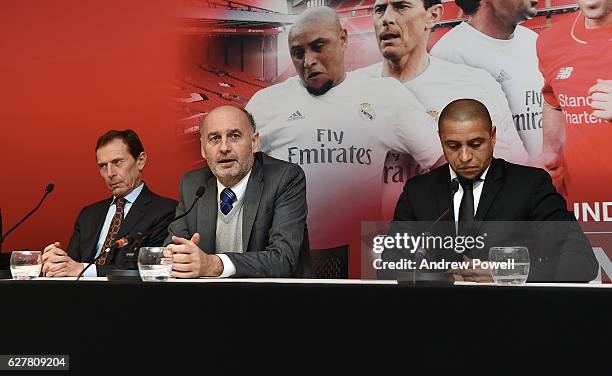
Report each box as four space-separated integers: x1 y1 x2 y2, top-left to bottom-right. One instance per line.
246 6 444 275
165 105 310 278
431 0 544 160
353 0 528 219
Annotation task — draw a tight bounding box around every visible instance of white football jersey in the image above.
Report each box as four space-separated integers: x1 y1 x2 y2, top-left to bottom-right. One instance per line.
353 57 529 218
246 73 442 248
432 22 544 159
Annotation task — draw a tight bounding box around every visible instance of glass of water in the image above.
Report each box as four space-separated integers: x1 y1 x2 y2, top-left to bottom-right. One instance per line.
489 247 530 285
138 247 173 282
10 251 43 280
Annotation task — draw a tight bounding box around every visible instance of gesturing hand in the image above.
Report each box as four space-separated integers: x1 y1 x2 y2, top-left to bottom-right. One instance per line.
168 233 223 278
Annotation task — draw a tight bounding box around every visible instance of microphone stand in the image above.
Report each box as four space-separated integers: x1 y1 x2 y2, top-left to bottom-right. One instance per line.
399 179 459 286
76 186 205 281
1 184 54 280
0 209 9 279
1 184 54 245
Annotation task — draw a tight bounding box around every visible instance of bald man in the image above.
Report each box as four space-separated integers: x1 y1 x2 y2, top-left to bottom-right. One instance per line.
165 105 311 278
246 6 444 261
381 99 597 282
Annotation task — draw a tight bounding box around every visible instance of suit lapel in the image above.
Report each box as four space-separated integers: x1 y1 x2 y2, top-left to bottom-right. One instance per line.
199 174 218 253
241 154 264 253
115 185 152 240
435 164 454 220
87 199 113 262
433 165 456 237
475 159 503 221
105 185 152 264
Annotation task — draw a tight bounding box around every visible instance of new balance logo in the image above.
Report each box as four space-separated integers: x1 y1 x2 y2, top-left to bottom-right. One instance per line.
288 110 305 122
496 69 512 83
556 67 574 80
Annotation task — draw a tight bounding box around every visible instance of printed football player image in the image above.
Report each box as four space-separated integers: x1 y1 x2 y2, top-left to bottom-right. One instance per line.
431 0 545 160
536 0 611 211
246 7 444 255
352 0 528 218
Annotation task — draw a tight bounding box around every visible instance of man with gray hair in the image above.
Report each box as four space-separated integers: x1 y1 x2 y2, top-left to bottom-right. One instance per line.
165 105 311 278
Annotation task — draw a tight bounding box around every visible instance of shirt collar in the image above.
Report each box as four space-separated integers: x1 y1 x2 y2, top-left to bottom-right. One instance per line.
112 182 144 206
216 170 252 203
464 20 516 43
571 12 612 44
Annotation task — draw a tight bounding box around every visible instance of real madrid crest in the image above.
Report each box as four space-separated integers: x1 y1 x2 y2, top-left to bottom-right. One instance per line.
427 110 439 123
359 102 376 121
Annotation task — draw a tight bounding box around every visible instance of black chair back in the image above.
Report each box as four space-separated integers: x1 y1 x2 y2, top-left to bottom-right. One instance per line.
310 245 349 279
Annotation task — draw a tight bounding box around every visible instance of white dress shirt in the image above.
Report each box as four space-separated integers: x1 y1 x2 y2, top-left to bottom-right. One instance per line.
450 164 490 225
215 170 251 278
82 182 144 277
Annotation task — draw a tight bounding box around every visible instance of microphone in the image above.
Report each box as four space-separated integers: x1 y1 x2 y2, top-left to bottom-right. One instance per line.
396 179 466 285
112 186 206 250
433 178 459 224
422 178 459 236
1 183 54 245
412 179 460 279
76 185 205 280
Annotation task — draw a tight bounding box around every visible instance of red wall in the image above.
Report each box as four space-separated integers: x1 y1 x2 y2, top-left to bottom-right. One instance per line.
0 1 193 252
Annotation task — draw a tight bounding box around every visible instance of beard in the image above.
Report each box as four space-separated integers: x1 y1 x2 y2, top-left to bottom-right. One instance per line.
210 158 252 187
306 79 334 96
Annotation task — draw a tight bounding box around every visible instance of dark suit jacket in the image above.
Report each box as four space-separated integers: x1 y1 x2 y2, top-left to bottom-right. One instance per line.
166 152 311 278
67 184 177 276
384 158 598 282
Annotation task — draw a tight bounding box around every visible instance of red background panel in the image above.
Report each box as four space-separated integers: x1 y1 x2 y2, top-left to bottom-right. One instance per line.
0 1 192 252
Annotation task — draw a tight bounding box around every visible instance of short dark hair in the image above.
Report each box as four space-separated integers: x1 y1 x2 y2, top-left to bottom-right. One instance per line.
423 0 442 9
95 129 145 160
438 98 492 132
455 0 481 15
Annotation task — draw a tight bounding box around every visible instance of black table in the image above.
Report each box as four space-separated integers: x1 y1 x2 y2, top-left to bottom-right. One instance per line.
1 279 610 373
